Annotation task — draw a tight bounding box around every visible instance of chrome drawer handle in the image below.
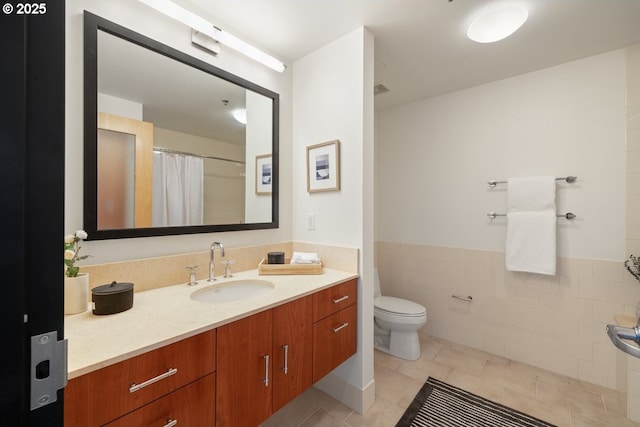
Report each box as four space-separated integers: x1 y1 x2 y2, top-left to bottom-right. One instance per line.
332 322 349 333
263 355 270 386
129 367 177 393
283 344 289 374
332 295 349 304
163 419 177 427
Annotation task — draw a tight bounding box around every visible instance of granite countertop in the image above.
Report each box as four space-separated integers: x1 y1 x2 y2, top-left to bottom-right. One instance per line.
65 268 358 379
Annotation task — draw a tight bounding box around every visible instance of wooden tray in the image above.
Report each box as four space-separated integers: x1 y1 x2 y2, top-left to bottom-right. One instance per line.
258 258 323 275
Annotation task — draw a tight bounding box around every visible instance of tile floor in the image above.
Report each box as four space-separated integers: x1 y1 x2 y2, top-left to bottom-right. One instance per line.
262 334 640 427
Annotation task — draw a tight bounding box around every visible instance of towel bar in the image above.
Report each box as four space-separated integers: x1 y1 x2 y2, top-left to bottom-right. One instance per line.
487 212 576 220
488 176 576 188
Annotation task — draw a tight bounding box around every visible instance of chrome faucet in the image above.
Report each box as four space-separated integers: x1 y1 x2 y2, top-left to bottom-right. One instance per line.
208 242 225 281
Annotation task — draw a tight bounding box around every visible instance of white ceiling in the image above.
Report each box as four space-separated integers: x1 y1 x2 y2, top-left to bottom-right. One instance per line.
180 0 640 110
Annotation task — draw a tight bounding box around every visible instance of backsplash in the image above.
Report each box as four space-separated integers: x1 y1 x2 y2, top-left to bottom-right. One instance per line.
82 241 358 293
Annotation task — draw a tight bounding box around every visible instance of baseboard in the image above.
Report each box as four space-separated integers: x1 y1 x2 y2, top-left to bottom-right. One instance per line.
314 374 376 414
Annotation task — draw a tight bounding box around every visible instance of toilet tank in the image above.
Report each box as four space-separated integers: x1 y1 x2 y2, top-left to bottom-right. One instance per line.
374 268 382 298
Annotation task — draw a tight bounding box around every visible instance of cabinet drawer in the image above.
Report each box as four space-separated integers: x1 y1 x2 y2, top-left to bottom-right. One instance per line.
105 373 215 427
312 279 357 322
65 329 216 427
312 304 357 382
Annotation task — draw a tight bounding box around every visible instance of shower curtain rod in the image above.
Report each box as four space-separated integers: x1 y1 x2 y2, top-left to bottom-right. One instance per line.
153 146 246 165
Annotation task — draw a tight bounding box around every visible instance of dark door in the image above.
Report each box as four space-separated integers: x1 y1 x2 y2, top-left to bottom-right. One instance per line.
0 2 65 425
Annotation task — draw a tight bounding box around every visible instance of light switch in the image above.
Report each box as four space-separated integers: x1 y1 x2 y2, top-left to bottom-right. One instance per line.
306 213 316 230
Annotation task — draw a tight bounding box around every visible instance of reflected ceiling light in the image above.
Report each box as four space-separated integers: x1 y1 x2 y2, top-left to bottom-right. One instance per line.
232 109 247 125
136 0 286 72
467 4 528 43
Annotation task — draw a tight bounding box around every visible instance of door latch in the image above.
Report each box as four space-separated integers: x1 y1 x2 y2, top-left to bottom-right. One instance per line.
30 331 67 410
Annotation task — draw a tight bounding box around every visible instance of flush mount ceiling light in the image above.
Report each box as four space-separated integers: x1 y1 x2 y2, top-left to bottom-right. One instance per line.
232 109 247 125
467 4 528 43
136 0 286 72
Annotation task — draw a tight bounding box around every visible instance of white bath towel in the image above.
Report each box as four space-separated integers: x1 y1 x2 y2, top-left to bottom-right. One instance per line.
507 176 556 212
506 212 557 275
505 176 557 275
290 252 321 264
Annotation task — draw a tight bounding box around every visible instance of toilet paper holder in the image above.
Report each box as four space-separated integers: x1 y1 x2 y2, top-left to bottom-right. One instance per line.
451 295 473 302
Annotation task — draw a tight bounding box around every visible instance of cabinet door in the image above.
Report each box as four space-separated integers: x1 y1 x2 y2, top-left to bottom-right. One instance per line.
105 373 215 427
313 304 357 382
272 296 313 412
217 310 273 427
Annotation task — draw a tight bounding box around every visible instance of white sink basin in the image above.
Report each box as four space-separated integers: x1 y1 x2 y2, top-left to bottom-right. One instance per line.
190 279 275 303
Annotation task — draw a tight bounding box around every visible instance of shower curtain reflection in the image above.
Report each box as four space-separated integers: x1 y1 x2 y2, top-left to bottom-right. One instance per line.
152 151 204 227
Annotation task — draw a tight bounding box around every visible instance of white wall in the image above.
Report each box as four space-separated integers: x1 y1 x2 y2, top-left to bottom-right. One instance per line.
377 50 626 261
66 0 292 262
292 28 375 412
376 49 631 389
245 90 275 223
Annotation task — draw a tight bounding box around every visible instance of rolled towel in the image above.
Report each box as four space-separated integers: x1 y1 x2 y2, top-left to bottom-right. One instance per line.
291 252 321 264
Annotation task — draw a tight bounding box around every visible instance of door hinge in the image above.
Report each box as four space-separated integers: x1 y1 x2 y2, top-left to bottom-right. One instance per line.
30 331 67 410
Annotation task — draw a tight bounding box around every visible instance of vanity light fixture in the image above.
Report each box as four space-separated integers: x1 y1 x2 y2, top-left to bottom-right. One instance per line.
467 4 528 43
136 0 287 72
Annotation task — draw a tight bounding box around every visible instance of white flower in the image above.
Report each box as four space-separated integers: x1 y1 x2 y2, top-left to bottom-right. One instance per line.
64 234 75 244
64 249 76 260
75 230 88 240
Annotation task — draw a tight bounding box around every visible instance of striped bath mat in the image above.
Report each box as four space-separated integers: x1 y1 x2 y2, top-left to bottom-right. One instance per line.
395 377 557 427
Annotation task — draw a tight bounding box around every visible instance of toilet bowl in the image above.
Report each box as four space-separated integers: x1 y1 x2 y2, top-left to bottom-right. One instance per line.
373 269 427 361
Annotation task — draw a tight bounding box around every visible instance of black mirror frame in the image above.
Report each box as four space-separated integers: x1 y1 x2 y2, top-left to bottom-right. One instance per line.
83 11 279 240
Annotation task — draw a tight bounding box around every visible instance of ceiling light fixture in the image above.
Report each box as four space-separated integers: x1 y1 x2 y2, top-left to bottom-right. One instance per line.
232 109 247 125
467 4 528 43
136 0 286 72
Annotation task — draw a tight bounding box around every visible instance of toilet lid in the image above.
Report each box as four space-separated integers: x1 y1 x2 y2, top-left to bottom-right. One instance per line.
374 296 426 317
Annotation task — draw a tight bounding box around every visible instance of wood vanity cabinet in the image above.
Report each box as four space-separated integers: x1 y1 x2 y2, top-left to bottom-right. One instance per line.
64 330 216 427
103 373 215 427
216 309 273 427
272 295 313 412
312 279 358 382
216 295 313 427
65 279 357 427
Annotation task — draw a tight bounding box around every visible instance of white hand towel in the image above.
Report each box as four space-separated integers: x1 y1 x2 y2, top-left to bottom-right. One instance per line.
506 211 557 275
291 252 321 264
505 176 557 275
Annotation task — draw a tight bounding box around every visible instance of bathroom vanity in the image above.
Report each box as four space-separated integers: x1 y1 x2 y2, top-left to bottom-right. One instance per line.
64 270 358 427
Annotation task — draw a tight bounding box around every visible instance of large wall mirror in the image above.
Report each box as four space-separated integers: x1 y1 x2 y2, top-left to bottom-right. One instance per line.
84 11 279 240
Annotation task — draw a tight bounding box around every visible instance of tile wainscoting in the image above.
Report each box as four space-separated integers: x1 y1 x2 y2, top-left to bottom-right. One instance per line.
375 241 639 392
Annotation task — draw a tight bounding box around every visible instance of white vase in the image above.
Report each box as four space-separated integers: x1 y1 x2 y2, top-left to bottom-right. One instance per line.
64 273 89 315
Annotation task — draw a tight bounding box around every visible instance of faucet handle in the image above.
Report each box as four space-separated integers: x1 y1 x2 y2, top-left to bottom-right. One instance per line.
186 265 198 286
223 260 235 278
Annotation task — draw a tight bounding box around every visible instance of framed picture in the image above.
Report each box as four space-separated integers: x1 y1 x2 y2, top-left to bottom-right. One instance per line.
255 154 272 195
307 140 340 193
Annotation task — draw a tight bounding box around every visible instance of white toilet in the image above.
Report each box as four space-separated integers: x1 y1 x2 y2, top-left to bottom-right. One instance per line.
374 269 427 361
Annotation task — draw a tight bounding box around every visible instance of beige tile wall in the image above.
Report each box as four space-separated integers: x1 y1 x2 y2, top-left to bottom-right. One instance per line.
81 241 358 293
375 241 639 390
628 45 640 256
625 43 640 420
